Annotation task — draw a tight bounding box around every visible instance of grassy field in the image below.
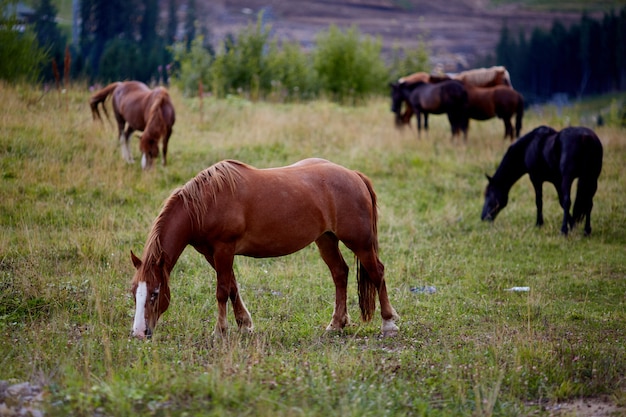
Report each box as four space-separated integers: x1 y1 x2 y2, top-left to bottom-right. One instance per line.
1 83 625 416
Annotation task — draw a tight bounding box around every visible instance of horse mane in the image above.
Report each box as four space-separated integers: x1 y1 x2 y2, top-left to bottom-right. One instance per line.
143 88 170 140
135 160 247 285
455 66 507 87
398 72 430 84
174 160 247 228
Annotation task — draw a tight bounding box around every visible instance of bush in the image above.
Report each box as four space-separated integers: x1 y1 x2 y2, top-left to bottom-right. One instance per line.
265 40 319 101
313 25 388 104
388 35 432 82
98 39 141 82
0 10 48 83
170 35 214 96
210 13 272 100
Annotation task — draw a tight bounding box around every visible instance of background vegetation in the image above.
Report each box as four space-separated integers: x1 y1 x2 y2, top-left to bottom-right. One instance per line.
493 8 626 102
2 0 625 106
1 83 625 416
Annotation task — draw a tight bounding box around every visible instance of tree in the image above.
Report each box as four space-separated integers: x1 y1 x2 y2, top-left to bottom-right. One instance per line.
166 0 177 44
0 0 48 82
32 0 67 81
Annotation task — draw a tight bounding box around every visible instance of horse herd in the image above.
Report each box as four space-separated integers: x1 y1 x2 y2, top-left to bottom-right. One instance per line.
87 73 603 340
389 66 524 141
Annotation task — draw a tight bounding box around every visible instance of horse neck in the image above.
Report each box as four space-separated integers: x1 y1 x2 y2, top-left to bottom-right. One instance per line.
145 196 191 274
492 143 529 191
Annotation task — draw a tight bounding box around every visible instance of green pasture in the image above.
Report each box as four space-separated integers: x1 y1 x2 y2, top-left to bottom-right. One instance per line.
0 84 625 416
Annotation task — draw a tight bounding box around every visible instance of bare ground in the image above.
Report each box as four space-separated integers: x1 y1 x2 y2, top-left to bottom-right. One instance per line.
199 0 602 70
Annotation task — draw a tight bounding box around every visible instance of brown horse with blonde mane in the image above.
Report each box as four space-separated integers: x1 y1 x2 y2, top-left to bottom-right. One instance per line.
90 81 175 169
463 84 524 140
130 158 400 339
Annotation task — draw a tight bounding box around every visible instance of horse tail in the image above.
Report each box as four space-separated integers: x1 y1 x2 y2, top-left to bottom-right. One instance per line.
89 82 120 122
572 136 603 223
355 171 378 323
514 93 524 138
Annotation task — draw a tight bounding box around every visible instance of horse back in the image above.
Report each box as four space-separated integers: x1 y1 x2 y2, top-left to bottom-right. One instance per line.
197 160 377 257
112 81 154 129
412 80 466 113
556 127 603 178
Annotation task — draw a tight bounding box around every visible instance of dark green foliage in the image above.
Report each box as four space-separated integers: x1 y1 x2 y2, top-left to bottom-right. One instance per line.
313 25 388 103
496 6 626 101
0 0 48 82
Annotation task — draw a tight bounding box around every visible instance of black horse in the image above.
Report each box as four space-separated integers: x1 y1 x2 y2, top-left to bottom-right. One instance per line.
390 80 468 140
481 125 603 235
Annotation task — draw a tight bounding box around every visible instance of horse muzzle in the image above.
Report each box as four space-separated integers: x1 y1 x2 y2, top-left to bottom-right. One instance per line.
141 154 153 170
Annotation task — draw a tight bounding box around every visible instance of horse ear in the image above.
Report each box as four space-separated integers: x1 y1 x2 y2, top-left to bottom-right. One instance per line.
485 174 493 183
131 251 142 269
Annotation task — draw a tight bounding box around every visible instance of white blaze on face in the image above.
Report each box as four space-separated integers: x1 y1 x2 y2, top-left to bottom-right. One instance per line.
133 281 148 338
141 153 148 170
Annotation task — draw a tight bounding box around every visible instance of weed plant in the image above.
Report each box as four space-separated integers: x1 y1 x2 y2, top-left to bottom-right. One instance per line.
1 83 625 416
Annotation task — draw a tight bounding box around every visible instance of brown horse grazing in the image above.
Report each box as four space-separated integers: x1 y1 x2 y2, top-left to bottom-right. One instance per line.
390 80 468 140
482 126 603 235
130 158 400 339
90 81 175 170
395 66 513 128
463 84 524 140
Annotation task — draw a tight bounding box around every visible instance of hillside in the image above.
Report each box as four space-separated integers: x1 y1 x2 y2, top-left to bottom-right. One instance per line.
199 0 605 70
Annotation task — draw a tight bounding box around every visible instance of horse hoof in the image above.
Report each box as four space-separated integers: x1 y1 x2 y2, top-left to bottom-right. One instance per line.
240 324 254 334
381 319 399 337
382 329 398 338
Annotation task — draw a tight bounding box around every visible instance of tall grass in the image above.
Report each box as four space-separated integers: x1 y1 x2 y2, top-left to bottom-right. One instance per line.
1 82 625 416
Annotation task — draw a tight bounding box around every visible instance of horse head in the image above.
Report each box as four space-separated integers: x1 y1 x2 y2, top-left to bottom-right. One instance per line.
139 133 160 170
389 82 403 114
130 250 171 338
481 174 508 221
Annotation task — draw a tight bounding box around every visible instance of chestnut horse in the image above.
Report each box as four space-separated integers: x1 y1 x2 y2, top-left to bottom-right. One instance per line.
482 126 603 235
130 158 400 339
395 66 513 128
463 84 524 140
90 81 175 169
390 80 468 140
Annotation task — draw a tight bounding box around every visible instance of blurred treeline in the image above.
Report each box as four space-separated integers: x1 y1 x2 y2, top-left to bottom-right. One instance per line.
1 0 625 105
491 7 626 103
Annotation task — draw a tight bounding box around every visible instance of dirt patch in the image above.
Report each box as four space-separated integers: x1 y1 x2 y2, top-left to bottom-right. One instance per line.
200 0 599 70
546 398 625 417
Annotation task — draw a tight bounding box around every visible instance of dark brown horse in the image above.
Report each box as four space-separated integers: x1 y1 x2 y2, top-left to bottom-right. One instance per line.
390 80 468 140
130 158 400 339
90 81 175 169
464 84 524 140
482 126 603 235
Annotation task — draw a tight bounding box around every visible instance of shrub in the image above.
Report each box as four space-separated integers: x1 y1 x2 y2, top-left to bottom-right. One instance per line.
170 35 214 96
313 25 388 104
265 40 319 101
0 8 48 83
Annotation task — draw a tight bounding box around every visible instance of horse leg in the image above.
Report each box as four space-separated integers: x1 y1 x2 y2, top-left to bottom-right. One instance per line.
531 178 544 227
212 248 253 336
576 178 598 236
416 110 422 138
349 247 399 336
315 233 350 331
121 126 135 163
361 251 399 336
503 118 513 140
559 177 574 235
162 127 172 166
